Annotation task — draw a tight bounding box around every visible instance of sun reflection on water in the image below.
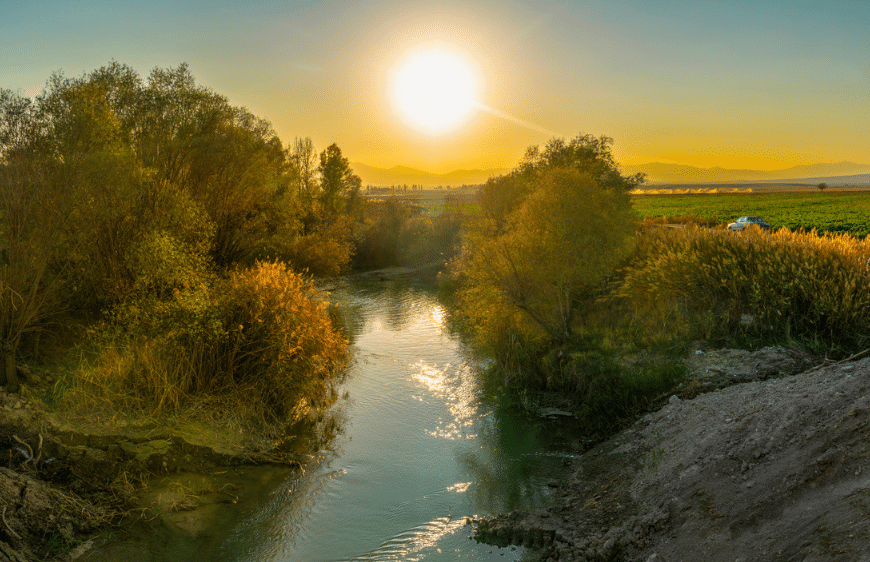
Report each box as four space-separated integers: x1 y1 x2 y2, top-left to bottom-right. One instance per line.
411 361 481 440
428 304 446 328
446 481 472 493
349 516 469 562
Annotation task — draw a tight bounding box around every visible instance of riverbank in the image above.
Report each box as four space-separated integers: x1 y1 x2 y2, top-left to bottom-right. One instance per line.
0 265 449 562
475 346 870 561
0 374 305 562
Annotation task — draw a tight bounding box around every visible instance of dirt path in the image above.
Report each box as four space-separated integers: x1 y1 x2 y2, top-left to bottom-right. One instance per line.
477 348 870 561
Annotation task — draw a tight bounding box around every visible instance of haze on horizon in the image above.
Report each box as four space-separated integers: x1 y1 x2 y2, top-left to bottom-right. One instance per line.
2 0 867 174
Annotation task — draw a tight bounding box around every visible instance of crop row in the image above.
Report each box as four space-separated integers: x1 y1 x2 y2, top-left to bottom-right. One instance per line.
630 191 870 236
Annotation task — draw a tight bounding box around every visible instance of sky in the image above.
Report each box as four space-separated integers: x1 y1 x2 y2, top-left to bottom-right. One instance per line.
2 0 868 173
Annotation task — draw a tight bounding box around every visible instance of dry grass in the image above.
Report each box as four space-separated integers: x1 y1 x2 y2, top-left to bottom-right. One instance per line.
619 225 870 352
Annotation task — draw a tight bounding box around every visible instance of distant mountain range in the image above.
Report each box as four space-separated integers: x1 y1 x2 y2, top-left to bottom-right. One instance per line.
622 161 870 185
352 163 510 188
352 161 870 187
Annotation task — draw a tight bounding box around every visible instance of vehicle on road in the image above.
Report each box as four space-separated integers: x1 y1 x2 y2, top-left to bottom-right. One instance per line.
727 216 771 231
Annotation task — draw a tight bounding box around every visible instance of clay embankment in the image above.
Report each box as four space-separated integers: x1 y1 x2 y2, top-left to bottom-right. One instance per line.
476 347 870 561
0 375 301 562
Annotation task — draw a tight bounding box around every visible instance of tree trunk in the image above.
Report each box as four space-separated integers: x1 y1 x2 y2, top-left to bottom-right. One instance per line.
29 332 40 362
3 346 18 394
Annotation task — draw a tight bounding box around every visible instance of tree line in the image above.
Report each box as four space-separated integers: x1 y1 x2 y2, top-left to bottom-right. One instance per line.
0 63 458 424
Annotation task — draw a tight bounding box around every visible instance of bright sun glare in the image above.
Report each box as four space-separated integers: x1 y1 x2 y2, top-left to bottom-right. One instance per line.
393 50 478 135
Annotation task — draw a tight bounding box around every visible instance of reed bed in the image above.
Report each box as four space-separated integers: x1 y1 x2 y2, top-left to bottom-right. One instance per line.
619 225 870 353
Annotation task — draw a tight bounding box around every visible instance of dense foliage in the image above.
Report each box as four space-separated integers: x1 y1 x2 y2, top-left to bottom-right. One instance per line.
453 135 642 383
0 63 369 427
353 196 464 269
68 262 348 426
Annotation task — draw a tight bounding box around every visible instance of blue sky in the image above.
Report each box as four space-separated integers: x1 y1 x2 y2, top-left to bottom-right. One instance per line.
2 0 868 171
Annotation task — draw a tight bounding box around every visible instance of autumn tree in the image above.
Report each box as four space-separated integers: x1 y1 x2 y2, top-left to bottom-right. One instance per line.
0 90 69 392
288 137 318 204
132 64 287 267
318 143 363 221
456 134 640 357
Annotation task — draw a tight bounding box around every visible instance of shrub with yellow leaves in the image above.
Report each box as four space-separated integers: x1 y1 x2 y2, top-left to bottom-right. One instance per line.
65 261 348 429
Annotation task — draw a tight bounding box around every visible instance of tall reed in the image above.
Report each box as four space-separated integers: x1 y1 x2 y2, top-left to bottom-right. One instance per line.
619 225 870 352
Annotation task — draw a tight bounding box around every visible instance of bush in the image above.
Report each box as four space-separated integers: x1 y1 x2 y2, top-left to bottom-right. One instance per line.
482 335 684 439
560 350 684 437
286 219 355 276
65 261 348 428
353 198 415 269
396 216 436 265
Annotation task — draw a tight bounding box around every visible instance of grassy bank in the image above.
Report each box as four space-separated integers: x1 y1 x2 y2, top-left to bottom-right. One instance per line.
56 262 349 440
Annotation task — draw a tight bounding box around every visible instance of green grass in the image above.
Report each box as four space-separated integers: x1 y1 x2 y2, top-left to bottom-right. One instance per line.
631 191 870 236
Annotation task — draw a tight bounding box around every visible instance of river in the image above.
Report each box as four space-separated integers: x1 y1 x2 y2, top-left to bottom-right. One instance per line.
84 276 578 561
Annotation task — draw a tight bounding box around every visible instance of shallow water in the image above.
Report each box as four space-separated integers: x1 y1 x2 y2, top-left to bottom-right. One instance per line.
86 278 578 561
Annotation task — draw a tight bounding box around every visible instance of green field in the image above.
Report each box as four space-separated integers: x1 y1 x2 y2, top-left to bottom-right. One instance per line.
631 191 870 236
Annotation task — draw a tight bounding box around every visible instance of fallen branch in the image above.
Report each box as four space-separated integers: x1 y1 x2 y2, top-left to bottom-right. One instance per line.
11 434 43 469
1 505 21 541
808 348 870 373
11 436 32 466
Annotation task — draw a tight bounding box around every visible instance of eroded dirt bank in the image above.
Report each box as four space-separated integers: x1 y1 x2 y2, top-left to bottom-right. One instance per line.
477 348 870 561
0 386 303 562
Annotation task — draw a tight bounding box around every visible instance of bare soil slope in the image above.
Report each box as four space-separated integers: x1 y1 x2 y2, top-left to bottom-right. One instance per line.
478 348 870 561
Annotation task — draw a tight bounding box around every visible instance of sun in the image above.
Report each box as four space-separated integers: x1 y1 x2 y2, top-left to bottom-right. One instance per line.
393 50 478 135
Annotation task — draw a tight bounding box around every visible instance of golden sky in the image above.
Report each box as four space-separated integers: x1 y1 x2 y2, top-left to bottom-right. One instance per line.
3 0 868 172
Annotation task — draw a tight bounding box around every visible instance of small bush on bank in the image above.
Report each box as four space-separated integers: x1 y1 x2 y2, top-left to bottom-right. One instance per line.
63 261 348 431
353 199 415 269
561 350 684 437
286 219 355 277
480 332 685 439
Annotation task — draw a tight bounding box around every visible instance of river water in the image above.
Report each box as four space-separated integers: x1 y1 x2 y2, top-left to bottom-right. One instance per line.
86 277 578 561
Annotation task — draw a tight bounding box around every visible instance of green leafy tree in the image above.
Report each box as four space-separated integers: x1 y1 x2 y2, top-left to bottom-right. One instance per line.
133 64 286 267
457 134 640 350
318 143 363 221
35 63 289 301
36 66 150 308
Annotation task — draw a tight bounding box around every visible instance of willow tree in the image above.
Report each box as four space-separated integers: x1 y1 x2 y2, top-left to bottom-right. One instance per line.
457 134 640 353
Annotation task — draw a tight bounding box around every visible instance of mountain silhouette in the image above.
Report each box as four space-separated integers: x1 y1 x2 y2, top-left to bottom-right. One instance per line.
352 163 510 187
622 161 870 184
352 161 870 188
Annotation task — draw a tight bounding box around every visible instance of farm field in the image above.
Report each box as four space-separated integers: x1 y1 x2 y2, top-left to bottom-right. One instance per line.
631 190 870 236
